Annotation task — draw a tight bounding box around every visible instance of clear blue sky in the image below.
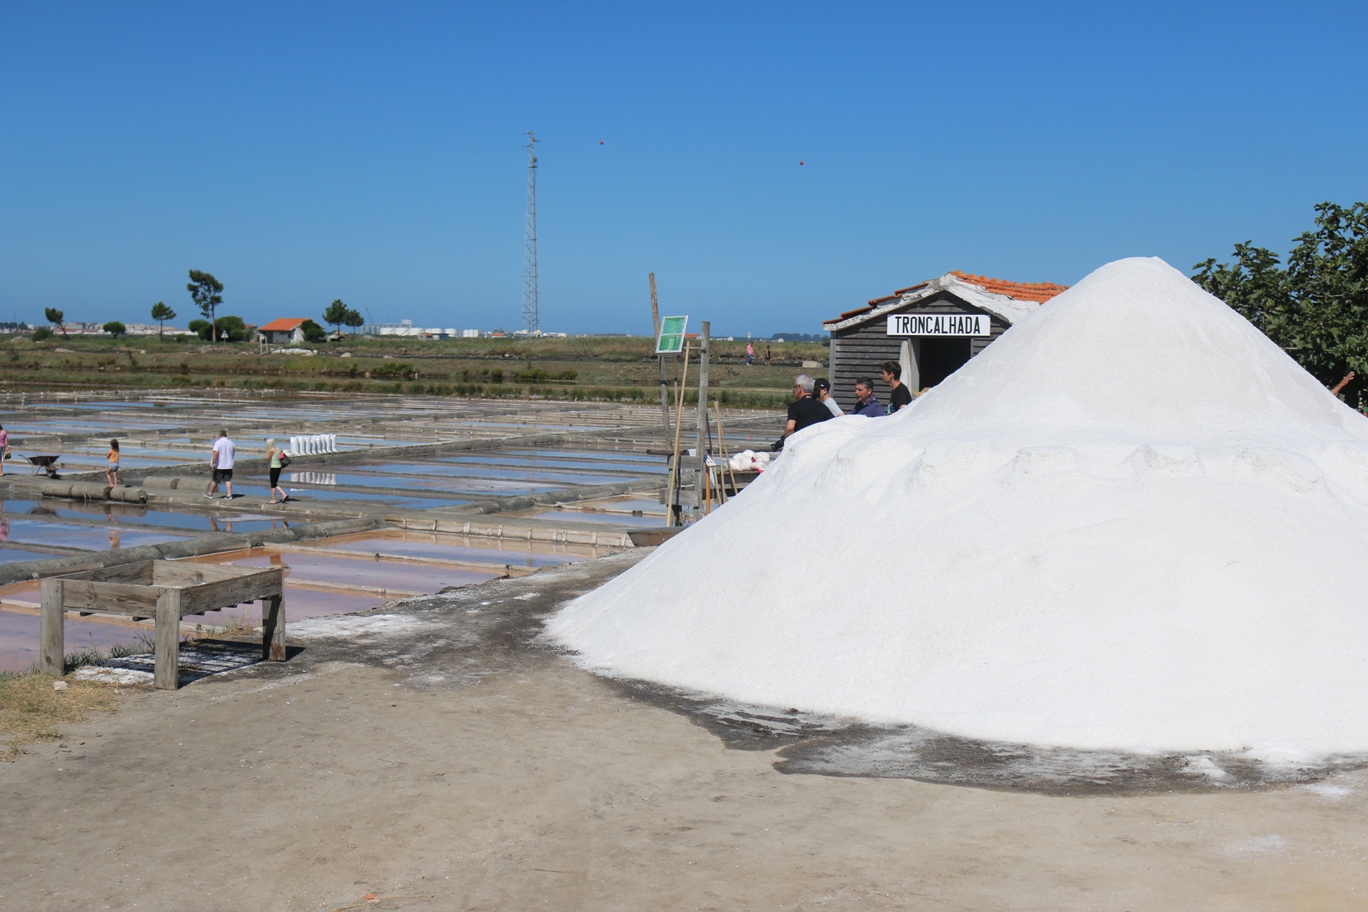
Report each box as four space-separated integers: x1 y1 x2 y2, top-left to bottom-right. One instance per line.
2 1 1366 337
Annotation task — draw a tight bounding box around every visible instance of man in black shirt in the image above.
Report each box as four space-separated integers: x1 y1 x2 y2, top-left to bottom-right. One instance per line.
881 361 914 413
774 374 834 449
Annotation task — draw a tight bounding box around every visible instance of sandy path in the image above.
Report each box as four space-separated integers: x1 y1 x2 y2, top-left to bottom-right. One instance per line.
3 554 1366 911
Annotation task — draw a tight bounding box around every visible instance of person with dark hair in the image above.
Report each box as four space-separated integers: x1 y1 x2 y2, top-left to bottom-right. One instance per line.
881 361 913 413
850 378 885 417
774 374 833 449
813 378 843 417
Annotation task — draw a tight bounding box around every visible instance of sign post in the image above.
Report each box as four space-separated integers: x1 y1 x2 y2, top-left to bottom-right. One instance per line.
656 315 688 353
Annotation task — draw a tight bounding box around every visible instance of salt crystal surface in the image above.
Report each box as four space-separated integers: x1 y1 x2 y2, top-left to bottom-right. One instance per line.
548 258 1368 755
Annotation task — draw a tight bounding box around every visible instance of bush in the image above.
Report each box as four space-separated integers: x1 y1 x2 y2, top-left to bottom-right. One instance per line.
103 321 127 337
188 319 211 340
31 327 53 342
301 320 326 343
371 360 417 380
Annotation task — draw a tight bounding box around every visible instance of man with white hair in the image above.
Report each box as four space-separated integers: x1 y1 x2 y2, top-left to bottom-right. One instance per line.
776 374 833 448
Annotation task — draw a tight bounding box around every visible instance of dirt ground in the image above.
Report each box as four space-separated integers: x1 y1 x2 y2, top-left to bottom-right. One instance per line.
3 552 1367 911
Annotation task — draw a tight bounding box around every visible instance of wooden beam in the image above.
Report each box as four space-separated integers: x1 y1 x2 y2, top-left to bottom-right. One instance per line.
154 588 181 690
39 578 64 677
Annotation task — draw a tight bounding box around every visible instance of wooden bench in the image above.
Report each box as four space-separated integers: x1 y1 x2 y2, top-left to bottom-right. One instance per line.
39 561 286 689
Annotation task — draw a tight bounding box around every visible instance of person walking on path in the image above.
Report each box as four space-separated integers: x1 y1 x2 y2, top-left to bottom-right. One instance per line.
105 439 120 487
764 346 772 367
746 342 754 365
265 438 289 504
0 423 8 477
206 429 236 499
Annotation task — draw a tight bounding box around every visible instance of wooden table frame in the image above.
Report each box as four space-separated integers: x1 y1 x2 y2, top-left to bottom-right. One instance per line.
40 561 286 689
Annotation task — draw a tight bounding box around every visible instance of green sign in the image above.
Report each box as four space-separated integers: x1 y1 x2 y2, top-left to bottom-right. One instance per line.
656 315 688 354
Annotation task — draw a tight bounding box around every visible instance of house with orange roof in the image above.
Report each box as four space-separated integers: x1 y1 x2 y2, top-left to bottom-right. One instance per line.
259 318 309 345
822 272 1068 411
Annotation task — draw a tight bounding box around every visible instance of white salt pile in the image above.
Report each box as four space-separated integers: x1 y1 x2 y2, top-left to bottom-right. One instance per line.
548 257 1368 755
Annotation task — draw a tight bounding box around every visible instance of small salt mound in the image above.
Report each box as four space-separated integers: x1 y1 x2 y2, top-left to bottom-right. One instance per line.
548 258 1368 755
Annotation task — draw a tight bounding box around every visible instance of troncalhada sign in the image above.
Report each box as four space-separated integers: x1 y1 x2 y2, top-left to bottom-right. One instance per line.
887 313 990 336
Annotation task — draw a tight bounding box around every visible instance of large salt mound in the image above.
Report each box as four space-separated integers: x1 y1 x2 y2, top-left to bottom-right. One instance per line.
548 257 1368 755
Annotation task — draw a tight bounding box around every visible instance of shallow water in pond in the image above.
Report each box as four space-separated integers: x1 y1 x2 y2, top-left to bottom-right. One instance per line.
0 520 191 551
194 551 499 593
316 530 609 566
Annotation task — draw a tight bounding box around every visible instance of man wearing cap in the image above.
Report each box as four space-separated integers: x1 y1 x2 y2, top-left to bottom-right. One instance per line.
813 378 843 417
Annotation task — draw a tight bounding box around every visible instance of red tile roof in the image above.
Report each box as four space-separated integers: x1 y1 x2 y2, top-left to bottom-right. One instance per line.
259 318 307 332
949 272 1069 303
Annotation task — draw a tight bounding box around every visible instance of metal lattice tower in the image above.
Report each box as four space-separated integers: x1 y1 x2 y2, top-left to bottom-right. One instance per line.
522 131 540 335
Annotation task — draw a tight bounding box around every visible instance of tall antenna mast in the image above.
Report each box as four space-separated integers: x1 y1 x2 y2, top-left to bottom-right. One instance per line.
522 131 540 335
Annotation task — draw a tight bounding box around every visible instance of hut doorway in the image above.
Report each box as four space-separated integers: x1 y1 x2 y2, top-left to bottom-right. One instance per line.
916 337 972 389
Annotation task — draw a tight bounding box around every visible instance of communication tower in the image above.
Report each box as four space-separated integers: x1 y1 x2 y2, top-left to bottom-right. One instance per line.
522 131 540 335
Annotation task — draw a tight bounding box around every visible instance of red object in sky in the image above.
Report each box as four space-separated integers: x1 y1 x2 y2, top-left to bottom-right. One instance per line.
599 141 604 144
799 160 805 165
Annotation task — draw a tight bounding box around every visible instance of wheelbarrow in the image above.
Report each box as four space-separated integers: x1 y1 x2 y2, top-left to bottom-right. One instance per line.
21 454 62 478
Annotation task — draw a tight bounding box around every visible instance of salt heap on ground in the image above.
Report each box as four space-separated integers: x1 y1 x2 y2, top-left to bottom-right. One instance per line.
548 258 1368 755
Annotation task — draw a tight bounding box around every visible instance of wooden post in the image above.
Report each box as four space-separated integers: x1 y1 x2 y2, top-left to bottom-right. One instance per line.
713 400 732 504
650 273 671 449
39 579 65 677
154 588 182 690
262 594 286 661
664 340 691 526
695 322 710 510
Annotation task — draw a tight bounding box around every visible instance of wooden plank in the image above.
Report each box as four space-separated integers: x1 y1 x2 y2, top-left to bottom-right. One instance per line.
154 588 181 690
57 580 160 615
152 560 255 587
261 594 285 661
179 569 284 616
39 579 64 677
58 562 155 585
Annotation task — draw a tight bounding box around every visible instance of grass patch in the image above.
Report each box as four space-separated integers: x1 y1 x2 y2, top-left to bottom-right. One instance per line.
0 671 123 760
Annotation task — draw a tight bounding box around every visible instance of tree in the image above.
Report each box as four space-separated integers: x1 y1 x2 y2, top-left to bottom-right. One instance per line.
187 270 224 342
300 319 327 343
44 307 67 338
215 315 247 342
150 302 176 338
188 319 212 340
103 321 127 337
1194 201 1368 406
343 307 364 333
32 327 54 342
322 299 351 335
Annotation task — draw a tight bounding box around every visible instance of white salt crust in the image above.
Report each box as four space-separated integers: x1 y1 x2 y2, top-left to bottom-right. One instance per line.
548 257 1368 755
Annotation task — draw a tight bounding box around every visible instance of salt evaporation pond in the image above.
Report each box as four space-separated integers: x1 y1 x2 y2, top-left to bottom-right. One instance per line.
550 257 1368 758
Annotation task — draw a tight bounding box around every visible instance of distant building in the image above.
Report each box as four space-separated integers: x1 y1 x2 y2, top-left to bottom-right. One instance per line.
259 318 309 345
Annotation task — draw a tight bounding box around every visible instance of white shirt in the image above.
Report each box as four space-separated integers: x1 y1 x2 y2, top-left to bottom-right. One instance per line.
212 437 236 469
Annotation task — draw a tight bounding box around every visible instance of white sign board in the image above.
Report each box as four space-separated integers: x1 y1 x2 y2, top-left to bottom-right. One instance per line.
886 313 991 336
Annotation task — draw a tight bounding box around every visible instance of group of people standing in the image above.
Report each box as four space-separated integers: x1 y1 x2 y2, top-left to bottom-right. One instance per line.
777 360 915 448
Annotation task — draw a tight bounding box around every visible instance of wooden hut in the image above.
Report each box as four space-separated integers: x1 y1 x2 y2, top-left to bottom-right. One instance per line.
822 272 1068 412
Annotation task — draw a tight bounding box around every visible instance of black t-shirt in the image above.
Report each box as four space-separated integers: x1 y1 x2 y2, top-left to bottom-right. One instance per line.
889 383 913 412
787 396 834 433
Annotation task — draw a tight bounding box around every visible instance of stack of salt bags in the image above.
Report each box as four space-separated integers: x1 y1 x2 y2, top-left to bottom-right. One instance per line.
549 258 1368 756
